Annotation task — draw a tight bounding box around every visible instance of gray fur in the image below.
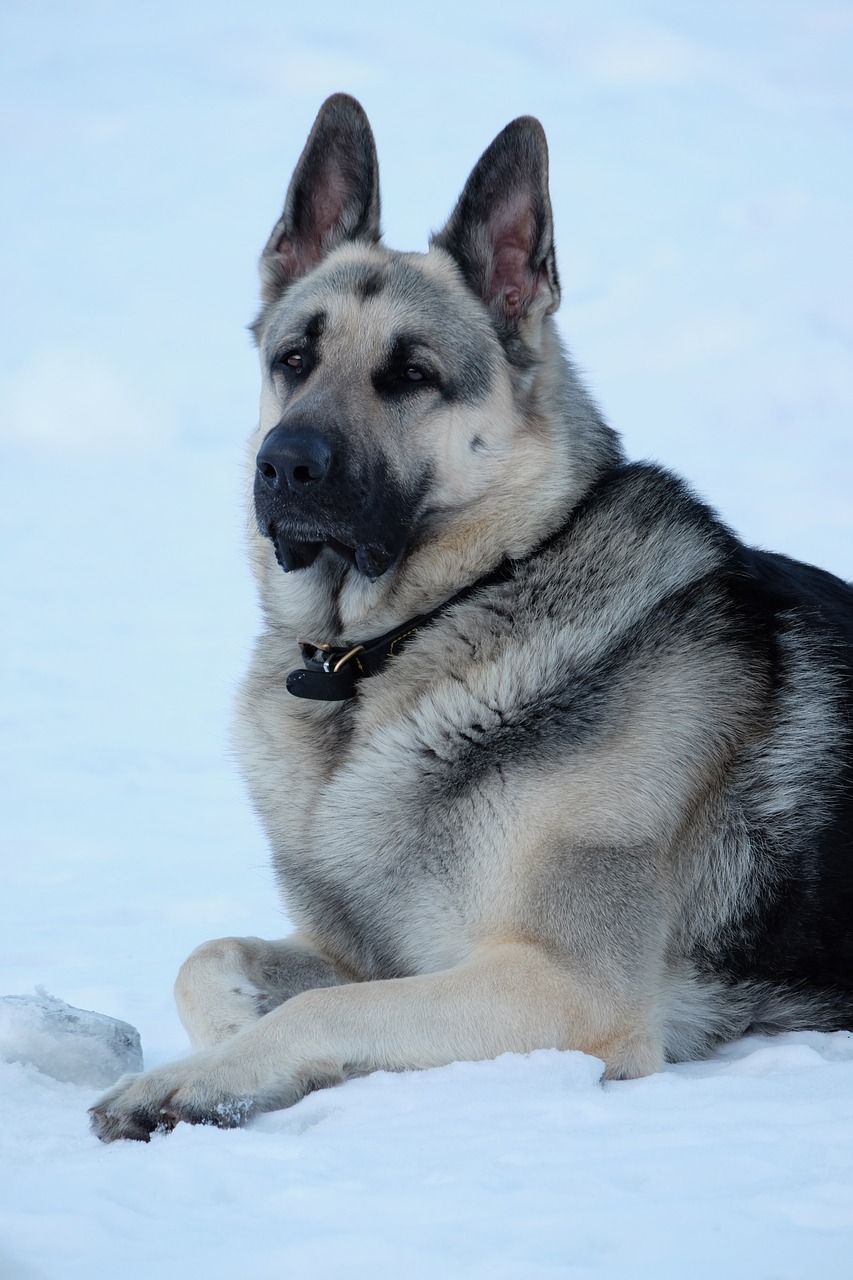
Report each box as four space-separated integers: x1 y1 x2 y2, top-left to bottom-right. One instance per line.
90 95 852 1142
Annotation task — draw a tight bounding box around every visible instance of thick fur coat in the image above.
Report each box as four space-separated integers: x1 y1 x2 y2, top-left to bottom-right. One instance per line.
91 95 853 1142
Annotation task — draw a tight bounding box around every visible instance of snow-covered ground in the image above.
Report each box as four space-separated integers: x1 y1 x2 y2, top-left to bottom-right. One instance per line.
1 2 852 1276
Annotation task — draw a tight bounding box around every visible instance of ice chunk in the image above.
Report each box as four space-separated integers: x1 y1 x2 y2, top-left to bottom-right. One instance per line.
0 989 143 1087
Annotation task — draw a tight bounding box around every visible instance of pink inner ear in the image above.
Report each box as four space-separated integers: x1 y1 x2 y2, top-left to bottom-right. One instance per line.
491 242 530 315
487 197 538 317
275 169 358 278
274 236 316 278
313 170 356 243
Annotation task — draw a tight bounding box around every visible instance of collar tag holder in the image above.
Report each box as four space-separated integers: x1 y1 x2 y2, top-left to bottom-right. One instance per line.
285 666 357 701
286 641 362 701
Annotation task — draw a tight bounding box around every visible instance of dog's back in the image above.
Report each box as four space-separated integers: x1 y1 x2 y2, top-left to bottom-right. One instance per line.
712 545 853 998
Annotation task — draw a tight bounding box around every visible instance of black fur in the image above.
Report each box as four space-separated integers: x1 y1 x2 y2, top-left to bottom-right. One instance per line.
89 95 853 1144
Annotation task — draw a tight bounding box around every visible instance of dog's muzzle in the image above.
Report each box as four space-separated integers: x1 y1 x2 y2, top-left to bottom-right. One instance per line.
253 423 420 581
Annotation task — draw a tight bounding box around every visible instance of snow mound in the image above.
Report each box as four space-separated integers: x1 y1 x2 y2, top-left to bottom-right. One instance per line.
0 989 143 1088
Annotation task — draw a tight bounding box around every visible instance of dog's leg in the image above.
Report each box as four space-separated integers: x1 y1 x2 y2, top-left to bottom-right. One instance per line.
174 933 349 1050
90 941 662 1141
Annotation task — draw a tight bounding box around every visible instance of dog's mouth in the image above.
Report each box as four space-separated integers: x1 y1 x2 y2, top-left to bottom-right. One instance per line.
268 525 404 582
254 445 430 583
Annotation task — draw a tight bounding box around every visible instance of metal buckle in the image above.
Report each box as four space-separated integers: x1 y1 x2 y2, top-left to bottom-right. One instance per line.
329 644 365 673
297 638 365 676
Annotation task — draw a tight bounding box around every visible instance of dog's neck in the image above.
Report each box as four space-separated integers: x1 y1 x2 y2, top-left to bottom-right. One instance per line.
285 546 528 701
283 490 611 701
331 497 572 641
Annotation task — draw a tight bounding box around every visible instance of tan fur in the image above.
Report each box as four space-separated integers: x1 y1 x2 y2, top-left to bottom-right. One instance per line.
90 96 851 1144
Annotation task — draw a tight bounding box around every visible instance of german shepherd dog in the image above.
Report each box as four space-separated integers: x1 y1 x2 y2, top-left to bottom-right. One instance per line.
91 94 853 1141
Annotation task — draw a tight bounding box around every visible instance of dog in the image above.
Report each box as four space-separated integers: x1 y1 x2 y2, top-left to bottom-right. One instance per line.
90 93 853 1142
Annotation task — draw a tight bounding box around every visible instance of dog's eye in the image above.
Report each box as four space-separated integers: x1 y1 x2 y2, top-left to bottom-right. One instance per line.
272 351 304 377
271 351 307 382
372 360 437 397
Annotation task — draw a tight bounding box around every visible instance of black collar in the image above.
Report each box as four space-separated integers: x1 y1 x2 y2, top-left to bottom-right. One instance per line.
286 554 521 702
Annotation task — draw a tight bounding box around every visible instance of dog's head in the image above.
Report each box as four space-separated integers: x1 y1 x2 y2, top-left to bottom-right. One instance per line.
249 94 616 617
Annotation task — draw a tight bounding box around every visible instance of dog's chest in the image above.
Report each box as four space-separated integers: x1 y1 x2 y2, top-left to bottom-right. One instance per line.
248 663 515 980
284 772 474 980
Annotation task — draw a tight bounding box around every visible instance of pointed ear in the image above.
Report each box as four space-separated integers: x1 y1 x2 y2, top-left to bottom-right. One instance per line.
431 117 560 342
259 94 381 305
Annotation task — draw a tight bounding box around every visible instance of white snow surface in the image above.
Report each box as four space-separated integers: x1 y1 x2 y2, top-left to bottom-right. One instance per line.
1 2 852 1276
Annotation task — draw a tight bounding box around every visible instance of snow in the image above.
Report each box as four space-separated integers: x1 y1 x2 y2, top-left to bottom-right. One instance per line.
1 1 852 1276
2 1037 853 1278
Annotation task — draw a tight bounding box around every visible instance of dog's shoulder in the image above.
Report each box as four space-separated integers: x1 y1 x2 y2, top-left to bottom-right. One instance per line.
544 461 852 656
511 460 741 637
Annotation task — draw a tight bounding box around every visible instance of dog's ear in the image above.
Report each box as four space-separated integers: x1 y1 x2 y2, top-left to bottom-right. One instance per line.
431 117 560 343
259 94 381 304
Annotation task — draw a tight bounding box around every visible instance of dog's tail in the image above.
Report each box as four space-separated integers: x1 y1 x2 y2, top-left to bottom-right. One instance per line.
662 968 852 1062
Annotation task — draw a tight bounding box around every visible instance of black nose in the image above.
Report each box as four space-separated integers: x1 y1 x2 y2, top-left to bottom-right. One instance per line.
256 429 333 491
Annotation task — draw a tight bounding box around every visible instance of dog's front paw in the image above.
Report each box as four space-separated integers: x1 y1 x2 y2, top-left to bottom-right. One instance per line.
89 1056 258 1143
